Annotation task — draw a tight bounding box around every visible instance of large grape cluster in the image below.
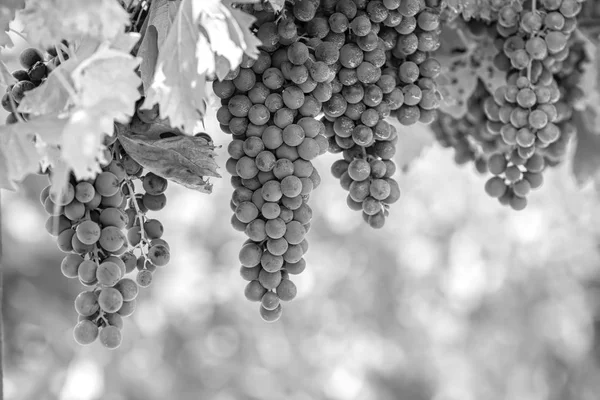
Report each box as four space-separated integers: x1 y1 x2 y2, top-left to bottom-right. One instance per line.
215 2 331 322
275 0 440 228
42 128 171 349
470 0 586 209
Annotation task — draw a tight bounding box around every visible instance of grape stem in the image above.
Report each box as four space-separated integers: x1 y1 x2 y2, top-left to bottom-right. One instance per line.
124 179 149 260
526 0 538 83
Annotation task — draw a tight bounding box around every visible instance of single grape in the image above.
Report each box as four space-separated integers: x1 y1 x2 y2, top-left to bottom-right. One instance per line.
136 270 153 287
245 280 267 301
96 261 123 287
98 287 124 313
148 244 170 267
73 320 99 345
99 326 122 349
276 279 297 301
260 304 283 322
74 291 99 316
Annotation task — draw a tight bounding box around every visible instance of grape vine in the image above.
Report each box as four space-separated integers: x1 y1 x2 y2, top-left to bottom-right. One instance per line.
0 0 597 354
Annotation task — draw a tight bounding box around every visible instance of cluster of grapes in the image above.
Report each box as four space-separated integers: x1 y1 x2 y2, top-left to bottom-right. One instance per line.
1 46 61 124
285 0 439 226
215 2 330 322
42 136 170 348
470 0 585 209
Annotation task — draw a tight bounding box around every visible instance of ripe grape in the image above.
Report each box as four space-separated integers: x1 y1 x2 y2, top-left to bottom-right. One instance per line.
73 320 99 345
99 326 122 349
98 288 124 313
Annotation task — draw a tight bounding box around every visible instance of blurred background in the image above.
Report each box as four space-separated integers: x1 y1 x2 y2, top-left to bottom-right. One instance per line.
3 33 600 400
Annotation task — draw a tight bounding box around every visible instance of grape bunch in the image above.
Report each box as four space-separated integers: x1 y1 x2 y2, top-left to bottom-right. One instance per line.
469 0 586 209
216 2 331 322
286 0 441 227
1 46 59 124
42 137 171 348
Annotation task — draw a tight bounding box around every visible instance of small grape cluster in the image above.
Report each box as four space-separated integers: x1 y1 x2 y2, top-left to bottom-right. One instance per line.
42 139 170 348
1 45 65 124
493 0 583 74
216 3 330 322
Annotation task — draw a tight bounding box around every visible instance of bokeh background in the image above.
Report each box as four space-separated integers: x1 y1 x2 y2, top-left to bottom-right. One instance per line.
3 34 600 400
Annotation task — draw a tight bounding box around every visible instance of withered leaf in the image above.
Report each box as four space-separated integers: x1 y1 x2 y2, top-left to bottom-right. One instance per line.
118 129 220 193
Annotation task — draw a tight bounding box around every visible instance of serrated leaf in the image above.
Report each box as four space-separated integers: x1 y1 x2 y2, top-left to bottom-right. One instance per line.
71 45 141 120
118 129 220 193
143 0 207 133
572 108 600 185
61 105 115 178
58 46 142 178
0 0 25 48
18 0 129 48
199 2 261 72
18 37 108 115
142 0 261 132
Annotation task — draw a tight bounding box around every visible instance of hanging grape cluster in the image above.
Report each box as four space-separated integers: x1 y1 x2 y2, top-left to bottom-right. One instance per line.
215 1 333 322
478 0 585 209
1 44 65 124
36 66 172 347
283 0 442 228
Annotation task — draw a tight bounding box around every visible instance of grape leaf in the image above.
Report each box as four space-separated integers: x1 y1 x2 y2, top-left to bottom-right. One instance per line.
137 0 180 93
18 0 130 48
61 45 141 178
18 36 120 115
117 129 220 193
0 0 25 48
572 108 600 185
142 0 261 133
17 59 78 115
0 115 67 190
